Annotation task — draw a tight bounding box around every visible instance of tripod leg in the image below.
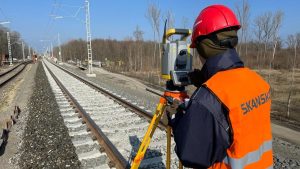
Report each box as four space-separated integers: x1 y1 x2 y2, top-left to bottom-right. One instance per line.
179 161 183 169
167 126 172 169
131 101 166 169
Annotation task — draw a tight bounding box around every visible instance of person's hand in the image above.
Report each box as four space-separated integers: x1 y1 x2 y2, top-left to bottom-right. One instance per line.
161 99 182 126
188 69 203 88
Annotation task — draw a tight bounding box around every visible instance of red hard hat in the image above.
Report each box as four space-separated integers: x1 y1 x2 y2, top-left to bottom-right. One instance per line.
190 5 241 48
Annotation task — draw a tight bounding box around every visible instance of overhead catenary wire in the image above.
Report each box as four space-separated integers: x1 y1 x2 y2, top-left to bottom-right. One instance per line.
43 0 60 40
48 0 94 75
0 7 8 21
43 0 85 51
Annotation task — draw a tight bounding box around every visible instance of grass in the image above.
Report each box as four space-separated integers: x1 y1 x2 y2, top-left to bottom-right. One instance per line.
256 69 300 122
115 67 300 123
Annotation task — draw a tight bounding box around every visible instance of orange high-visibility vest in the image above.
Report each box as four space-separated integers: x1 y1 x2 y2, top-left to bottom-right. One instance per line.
204 67 273 169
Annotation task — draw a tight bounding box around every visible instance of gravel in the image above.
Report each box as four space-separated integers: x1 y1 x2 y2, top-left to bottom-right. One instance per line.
61 64 159 112
46 60 177 168
18 62 81 169
273 137 300 169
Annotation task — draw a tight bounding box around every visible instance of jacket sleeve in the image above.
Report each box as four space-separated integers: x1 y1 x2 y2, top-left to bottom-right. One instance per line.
169 87 232 168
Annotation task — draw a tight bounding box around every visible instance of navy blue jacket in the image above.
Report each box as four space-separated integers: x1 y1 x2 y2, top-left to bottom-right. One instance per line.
170 49 244 168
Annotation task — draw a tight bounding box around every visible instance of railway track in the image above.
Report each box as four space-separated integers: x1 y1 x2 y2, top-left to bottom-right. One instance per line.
42 59 180 169
0 61 31 88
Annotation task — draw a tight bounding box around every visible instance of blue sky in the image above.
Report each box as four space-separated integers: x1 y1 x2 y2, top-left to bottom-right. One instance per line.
0 0 299 51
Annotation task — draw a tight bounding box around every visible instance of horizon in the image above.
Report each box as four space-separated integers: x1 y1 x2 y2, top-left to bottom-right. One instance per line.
1 0 299 52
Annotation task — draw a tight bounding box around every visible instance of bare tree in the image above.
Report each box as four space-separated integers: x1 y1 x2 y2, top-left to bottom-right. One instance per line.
235 0 250 58
296 33 300 51
254 11 283 69
286 35 296 66
287 35 296 49
133 25 144 71
145 2 161 68
268 11 283 81
124 37 134 71
286 34 297 118
181 16 189 29
253 11 285 121
254 15 264 69
259 12 273 63
133 25 144 41
154 7 161 70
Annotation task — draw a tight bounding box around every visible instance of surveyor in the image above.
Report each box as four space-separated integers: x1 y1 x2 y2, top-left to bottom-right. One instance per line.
165 4 273 169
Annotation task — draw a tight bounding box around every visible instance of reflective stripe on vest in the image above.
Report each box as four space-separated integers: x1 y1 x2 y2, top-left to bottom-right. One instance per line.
223 140 272 169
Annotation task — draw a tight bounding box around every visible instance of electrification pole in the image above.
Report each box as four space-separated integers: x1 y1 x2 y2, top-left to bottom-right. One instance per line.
22 41 25 61
46 47 49 57
28 45 31 59
58 33 62 63
51 42 54 58
85 0 95 77
7 32 12 65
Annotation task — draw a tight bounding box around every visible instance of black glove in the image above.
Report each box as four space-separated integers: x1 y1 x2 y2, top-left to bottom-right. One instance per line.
161 99 184 126
188 69 203 88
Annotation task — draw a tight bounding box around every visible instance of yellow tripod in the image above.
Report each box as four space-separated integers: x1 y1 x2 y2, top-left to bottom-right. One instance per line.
131 20 192 168
131 88 188 169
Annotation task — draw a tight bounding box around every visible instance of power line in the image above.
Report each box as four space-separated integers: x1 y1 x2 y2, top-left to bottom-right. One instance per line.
43 0 60 39
43 0 85 43
49 0 95 76
41 0 61 51
0 7 8 20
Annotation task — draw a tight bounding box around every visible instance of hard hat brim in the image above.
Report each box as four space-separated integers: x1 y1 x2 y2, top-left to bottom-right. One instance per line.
190 42 196 48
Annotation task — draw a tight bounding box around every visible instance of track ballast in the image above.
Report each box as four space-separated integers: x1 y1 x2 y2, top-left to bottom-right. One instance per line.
43 59 180 169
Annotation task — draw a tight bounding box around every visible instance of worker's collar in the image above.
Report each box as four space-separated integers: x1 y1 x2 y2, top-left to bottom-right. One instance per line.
200 48 244 83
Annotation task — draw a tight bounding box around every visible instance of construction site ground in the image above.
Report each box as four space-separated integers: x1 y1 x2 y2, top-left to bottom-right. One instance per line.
62 63 300 167
0 62 299 168
0 63 37 169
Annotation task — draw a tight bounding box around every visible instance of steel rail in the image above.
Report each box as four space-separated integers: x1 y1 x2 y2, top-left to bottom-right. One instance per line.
44 62 131 169
0 62 23 77
49 61 167 129
0 61 31 88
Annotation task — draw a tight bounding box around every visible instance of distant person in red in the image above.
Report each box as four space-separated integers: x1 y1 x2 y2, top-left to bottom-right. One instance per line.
166 4 273 169
32 55 38 63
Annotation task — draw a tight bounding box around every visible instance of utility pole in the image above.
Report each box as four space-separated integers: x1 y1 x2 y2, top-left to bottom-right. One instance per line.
58 33 62 63
46 47 49 57
85 0 95 77
51 42 54 58
22 41 25 61
28 45 31 59
7 32 12 65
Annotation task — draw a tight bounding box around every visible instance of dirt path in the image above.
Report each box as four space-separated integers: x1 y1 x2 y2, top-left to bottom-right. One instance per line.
93 67 149 91
272 123 300 145
0 63 37 169
65 63 163 96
